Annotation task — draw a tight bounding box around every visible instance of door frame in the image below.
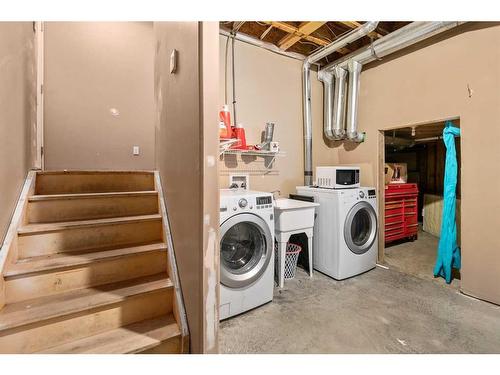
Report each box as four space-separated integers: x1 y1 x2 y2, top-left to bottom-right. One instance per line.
35 21 44 170
377 116 461 264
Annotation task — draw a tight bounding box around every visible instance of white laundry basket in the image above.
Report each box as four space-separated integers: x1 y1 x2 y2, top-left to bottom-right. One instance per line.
275 243 302 280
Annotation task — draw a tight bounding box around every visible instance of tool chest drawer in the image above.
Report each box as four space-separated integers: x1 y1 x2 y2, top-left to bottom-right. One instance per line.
384 183 419 244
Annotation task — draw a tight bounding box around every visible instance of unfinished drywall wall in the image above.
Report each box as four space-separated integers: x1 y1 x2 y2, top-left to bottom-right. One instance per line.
155 22 219 353
328 23 500 304
0 23 36 245
218 36 338 196
44 22 155 170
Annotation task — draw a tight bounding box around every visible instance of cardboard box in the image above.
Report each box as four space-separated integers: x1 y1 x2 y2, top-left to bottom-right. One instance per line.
385 163 408 184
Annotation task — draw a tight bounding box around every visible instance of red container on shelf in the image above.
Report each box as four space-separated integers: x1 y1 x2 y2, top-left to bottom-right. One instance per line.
219 104 232 139
384 183 419 244
231 124 247 149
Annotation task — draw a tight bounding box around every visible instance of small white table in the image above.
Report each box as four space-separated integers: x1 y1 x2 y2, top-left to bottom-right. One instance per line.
274 198 319 288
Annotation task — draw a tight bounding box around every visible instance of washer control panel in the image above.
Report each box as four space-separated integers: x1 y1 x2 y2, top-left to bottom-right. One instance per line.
220 192 274 214
256 195 273 209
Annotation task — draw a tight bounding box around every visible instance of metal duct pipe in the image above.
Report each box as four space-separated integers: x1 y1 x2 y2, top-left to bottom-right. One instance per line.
302 21 379 185
323 22 462 71
320 22 462 143
346 60 364 142
317 70 334 140
330 66 348 140
302 64 314 185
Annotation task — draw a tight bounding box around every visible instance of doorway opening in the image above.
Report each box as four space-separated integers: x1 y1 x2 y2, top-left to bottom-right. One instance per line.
379 118 462 288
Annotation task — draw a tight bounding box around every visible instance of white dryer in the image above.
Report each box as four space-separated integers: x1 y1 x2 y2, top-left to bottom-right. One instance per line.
219 189 275 320
296 186 378 280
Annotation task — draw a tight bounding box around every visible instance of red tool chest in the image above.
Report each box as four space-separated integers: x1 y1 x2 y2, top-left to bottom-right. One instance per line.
384 183 419 244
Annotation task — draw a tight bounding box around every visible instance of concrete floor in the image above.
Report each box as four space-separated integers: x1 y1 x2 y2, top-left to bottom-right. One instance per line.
384 228 460 289
219 266 500 353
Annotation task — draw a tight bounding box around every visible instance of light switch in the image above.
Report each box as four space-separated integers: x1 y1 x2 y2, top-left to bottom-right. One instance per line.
133 146 140 156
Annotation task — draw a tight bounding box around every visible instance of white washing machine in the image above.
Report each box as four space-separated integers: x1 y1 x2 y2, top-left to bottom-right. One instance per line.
296 186 378 280
219 189 275 320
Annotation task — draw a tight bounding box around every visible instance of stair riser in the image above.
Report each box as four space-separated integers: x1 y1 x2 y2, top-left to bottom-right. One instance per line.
35 173 155 195
28 195 159 223
0 288 173 354
5 251 168 304
137 337 182 354
18 220 163 258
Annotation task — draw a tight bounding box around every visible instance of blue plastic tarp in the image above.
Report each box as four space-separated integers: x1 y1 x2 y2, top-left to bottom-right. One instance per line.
433 121 461 283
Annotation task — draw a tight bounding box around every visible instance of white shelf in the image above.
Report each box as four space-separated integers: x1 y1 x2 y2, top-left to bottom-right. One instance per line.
222 149 285 157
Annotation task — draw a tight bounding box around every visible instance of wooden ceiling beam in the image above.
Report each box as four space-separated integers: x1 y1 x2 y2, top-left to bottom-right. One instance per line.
260 25 273 40
263 21 351 54
337 21 384 39
277 21 325 50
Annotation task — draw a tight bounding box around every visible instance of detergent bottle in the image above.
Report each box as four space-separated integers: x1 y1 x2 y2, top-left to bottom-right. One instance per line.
219 105 232 138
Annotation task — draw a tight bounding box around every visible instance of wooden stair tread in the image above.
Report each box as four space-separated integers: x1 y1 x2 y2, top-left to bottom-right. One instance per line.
29 190 158 202
4 242 167 279
0 274 172 332
37 315 181 354
18 214 162 235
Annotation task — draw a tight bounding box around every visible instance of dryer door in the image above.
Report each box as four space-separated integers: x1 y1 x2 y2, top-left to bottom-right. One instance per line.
220 213 273 289
344 201 378 255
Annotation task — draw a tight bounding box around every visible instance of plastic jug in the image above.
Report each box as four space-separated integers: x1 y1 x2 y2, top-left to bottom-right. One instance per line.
219 104 232 139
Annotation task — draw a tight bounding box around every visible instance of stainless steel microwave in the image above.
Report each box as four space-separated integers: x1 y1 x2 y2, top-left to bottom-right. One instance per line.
315 166 360 189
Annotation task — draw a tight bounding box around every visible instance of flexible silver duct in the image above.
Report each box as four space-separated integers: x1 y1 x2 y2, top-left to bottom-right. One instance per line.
346 60 363 141
320 22 463 143
331 66 348 140
317 70 334 140
302 21 379 185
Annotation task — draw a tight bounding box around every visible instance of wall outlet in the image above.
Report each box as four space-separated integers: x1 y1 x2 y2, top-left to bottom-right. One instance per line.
133 146 140 156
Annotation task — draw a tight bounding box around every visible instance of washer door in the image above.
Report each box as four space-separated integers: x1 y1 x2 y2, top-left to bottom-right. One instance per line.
220 213 273 289
344 201 378 255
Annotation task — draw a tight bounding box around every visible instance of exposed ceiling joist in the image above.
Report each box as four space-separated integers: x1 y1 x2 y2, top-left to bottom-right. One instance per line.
278 21 325 50
338 21 384 39
219 21 411 65
260 25 273 40
263 21 351 54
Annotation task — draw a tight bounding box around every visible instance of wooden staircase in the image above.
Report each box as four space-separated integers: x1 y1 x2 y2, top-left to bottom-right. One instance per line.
0 171 188 353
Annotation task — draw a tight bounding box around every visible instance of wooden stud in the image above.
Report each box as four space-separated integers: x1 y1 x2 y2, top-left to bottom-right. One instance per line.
263 21 351 54
263 21 351 55
277 21 326 50
260 25 273 40
378 130 386 263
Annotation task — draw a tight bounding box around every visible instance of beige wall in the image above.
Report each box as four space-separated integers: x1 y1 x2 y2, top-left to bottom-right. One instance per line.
331 23 500 304
44 22 155 170
0 23 36 244
218 36 338 197
155 22 219 353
